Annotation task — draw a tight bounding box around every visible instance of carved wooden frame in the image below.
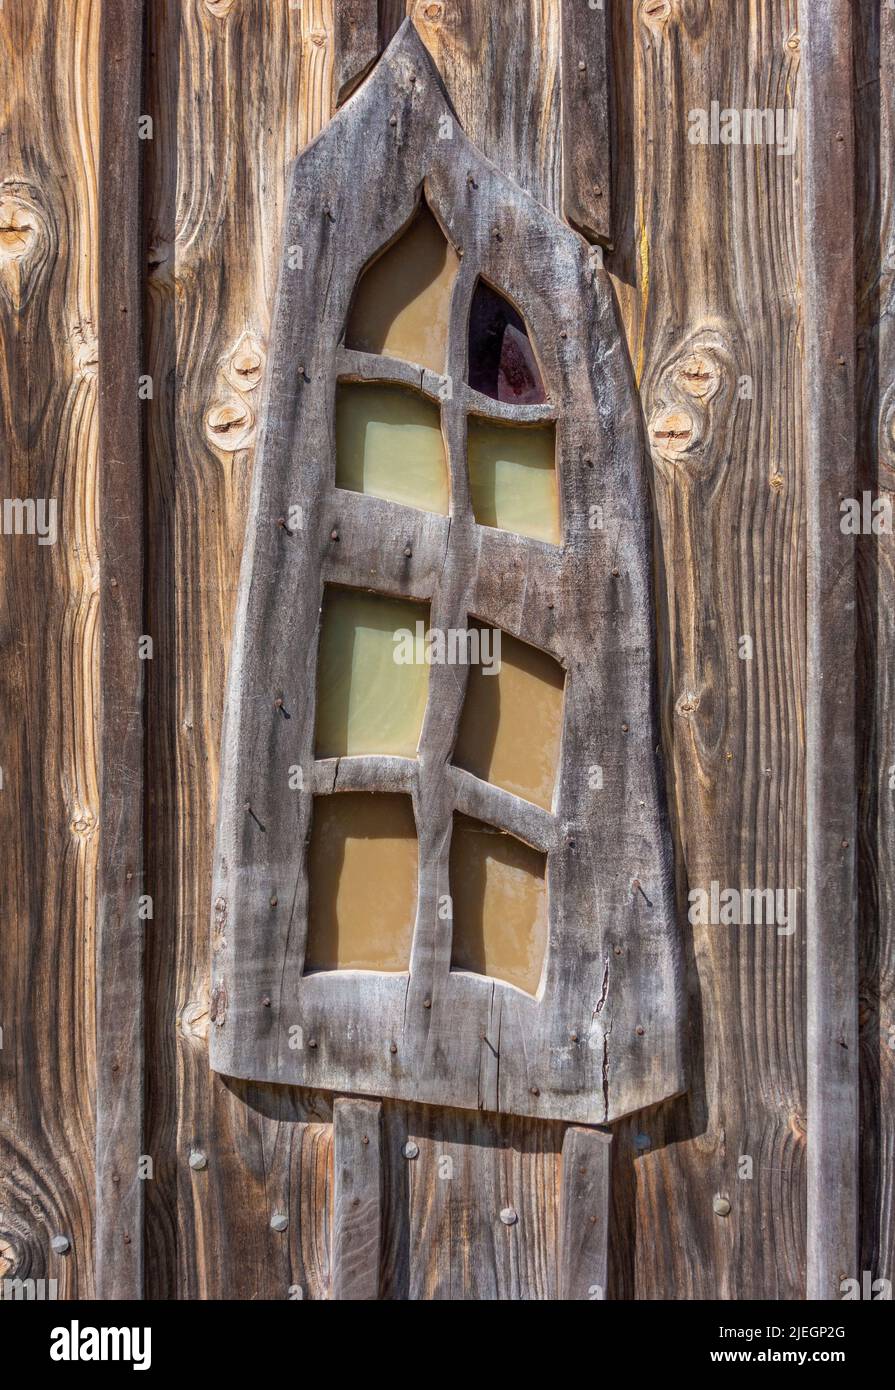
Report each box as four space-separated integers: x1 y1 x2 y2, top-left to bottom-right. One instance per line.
210 21 685 1123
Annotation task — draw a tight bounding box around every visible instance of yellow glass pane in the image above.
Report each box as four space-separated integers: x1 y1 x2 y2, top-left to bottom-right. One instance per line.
449 814 547 996
336 382 448 514
306 793 417 972
467 418 560 545
453 626 564 810
345 203 458 373
315 588 430 759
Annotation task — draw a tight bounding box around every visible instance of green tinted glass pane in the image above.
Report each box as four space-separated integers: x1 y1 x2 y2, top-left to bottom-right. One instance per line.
467 417 560 544
336 382 448 514
315 588 430 759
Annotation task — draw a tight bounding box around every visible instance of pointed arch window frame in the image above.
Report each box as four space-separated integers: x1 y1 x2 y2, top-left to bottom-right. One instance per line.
209 22 686 1124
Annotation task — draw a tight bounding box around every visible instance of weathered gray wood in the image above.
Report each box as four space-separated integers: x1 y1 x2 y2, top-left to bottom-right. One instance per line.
854 0 895 1295
559 1125 611 1300
333 0 380 107
332 1098 383 1300
799 0 859 1301
210 19 685 1125
561 0 611 246
97 0 146 1300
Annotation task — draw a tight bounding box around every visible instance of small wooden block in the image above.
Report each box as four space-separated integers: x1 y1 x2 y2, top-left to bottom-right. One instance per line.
334 0 381 107
559 1126 612 1300
332 1097 383 1300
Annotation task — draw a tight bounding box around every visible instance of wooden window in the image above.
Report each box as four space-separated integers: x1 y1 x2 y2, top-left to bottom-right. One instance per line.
211 24 685 1124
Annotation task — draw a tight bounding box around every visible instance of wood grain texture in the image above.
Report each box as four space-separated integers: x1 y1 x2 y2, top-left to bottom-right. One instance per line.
606 0 807 1299
0 0 101 1301
1 0 883 1304
210 19 685 1126
406 0 563 219
559 1125 611 1299
332 1097 383 1298
854 0 895 1298
799 0 859 1302
560 0 612 246
97 0 146 1301
380 1101 565 1299
143 0 333 1300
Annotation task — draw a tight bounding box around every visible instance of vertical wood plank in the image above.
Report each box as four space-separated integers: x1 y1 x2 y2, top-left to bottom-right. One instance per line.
854 0 895 1297
143 0 334 1300
798 0 859 1303
560 0 612 245
97 0 146 1300
560 1126 612 1300
97 0 145 1301
332 1098 383 1300
0 0 101 1300
608 0 806 1299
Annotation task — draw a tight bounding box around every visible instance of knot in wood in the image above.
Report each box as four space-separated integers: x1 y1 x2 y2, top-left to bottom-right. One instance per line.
640 0 671 30
205 397 255 452
224 331 265 393
676 350 721 402
649 406 695 463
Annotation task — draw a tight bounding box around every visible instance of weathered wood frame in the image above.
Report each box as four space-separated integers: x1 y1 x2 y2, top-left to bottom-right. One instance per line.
210 21 684 1125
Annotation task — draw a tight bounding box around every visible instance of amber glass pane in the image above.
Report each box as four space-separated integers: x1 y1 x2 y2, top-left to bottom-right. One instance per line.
345 203 458 373
452 626 564 810
306 793 417 972
468 279 547 404
336 382 448 514
315 588 430 758
467 417 560 545
449 814 547 996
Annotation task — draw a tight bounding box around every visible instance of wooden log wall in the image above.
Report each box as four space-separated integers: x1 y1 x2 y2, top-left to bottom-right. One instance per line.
0 0 891 1301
